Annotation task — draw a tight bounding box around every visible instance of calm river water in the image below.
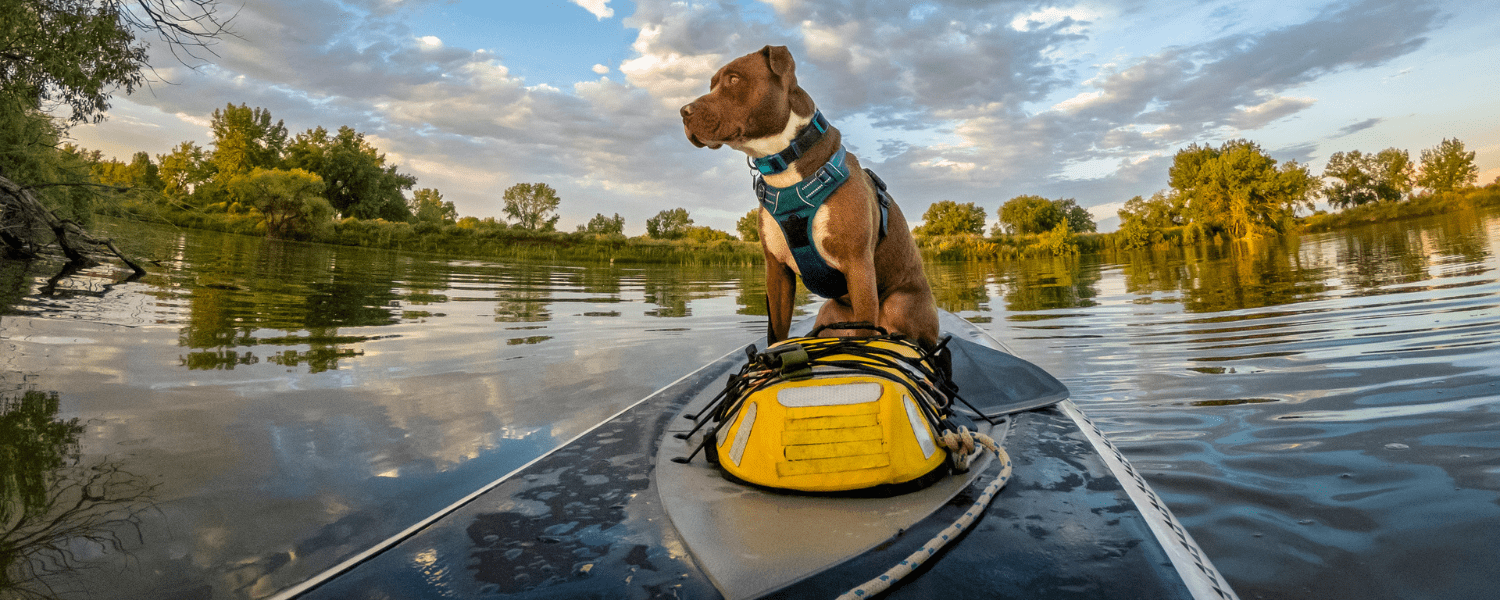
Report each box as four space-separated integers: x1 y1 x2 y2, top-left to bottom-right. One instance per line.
3 209 1498 599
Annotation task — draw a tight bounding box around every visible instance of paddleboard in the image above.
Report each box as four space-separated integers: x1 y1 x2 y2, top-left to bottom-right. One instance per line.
271 311 1237 600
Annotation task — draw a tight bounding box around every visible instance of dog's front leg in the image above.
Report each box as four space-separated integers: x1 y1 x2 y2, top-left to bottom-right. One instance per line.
844 256 882 332
765 259 797 343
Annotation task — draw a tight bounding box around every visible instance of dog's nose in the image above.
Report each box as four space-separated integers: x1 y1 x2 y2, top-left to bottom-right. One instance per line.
680 102 695 119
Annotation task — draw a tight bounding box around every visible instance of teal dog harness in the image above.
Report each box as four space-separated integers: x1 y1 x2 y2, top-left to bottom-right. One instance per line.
753 128 892 299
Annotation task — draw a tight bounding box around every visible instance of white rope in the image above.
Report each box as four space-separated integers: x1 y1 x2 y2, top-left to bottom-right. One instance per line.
834 433 1013 600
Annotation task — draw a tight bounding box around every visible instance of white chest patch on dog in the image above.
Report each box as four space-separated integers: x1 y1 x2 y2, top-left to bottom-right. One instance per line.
735 112 812 188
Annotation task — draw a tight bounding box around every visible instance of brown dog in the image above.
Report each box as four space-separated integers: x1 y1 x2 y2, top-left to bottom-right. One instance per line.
680 45 939 349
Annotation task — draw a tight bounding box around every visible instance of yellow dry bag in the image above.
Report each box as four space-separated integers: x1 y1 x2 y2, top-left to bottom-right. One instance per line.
702 334 957 494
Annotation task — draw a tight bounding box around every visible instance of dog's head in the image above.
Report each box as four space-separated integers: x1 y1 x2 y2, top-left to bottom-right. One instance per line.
679 45 815 150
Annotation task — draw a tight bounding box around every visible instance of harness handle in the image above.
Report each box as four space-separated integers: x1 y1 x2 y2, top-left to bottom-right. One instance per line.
809 321 889 337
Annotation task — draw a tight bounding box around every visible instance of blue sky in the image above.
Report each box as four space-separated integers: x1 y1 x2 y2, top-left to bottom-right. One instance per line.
72 0 1500 234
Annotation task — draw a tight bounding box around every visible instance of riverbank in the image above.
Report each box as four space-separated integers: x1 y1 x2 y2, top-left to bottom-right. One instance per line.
1298 185 1500 233
91 182 1500 267
103 202 764 266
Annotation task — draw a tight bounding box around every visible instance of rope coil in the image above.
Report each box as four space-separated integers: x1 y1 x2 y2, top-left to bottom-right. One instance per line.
835 443 1013 600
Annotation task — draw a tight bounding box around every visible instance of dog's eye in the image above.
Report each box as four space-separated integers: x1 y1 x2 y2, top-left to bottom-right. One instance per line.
727 75 740 86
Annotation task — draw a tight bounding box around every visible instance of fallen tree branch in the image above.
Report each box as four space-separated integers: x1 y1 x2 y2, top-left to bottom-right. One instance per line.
1 174 146 276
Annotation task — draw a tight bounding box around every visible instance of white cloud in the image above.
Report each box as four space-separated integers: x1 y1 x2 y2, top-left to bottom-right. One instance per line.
1010 5 1102 33
1053 90 1104 113
73 0 1463 235
570 0 614 20
1227 96 1317 130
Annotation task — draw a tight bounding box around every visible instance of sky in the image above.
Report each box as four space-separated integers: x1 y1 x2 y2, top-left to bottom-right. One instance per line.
69 0 1500 234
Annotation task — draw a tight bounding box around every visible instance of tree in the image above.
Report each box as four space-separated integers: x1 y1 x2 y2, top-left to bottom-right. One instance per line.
0 0 229 271
1417 138 1478 193
913 200 986 236
1373 148 1416 201
1168 139 1319 239
1118 191 1185 230
156 141 212 200
208 103 287 178
0 106 97 223
283 125 416 221
1056 198 1097 233
410 188 456 224
501 183 562 231
646 208 693 239
578 213 625 235
1323 148 1413 209
91 151 162 191
684 225 734 242
0 1 230 124
229 168 334 239
996 195 1063 235
736 208 761 242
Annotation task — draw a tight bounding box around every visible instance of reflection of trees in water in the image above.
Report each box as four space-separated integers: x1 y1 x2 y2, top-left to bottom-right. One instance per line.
1424 210 1492 265
173 239 408 371
997 255 1103 313
494 265 553 323
0 258 140 318
1119 237 1329 313
1335 211 1496 291
1338 228 1430 290
732 266 814 318
1 390 154 599
643 275 690 317
572 264 623 297
926 262 995 314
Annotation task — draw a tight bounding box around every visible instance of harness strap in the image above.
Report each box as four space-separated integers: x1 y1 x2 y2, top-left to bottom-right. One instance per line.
750 110 830 175
867 168 891 240
753 144 893 299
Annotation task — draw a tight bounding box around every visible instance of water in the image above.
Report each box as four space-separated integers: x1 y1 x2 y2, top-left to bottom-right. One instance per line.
2 210 1498 599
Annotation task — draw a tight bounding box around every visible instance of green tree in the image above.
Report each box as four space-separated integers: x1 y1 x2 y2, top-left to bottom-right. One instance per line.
684 225 734 242
156 141 212 200
1118 191 1185 230
1323 148 1414 209
1373 148 1416 201
996 195 1063 235
913 200 986 236
501 183 562 231
229 168 333 239
91 151 161 191
1056 198 1097 233
1417 138 1478 193
410 188 456 224
0 1 228 124
283 125 415 221
0 0 227 262
0 105 97 222
1036 219 1079 256
1116 191 1182 249
646 207 693 239
208 103 287 178
578 212 625 235
1169 139 1318 239
736 208 761 242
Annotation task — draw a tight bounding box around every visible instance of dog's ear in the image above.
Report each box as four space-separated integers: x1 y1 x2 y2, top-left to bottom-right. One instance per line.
761 45 796 79
761 45 814 115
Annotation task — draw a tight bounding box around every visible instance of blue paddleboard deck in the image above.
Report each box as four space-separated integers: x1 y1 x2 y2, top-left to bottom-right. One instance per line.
275 312 1236 600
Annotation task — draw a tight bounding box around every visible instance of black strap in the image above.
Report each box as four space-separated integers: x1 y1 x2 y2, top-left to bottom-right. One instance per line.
866 168 890 240
752 111 830 175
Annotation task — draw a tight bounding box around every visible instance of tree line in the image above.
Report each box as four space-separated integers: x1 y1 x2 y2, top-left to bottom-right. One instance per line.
908 136 1490 257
